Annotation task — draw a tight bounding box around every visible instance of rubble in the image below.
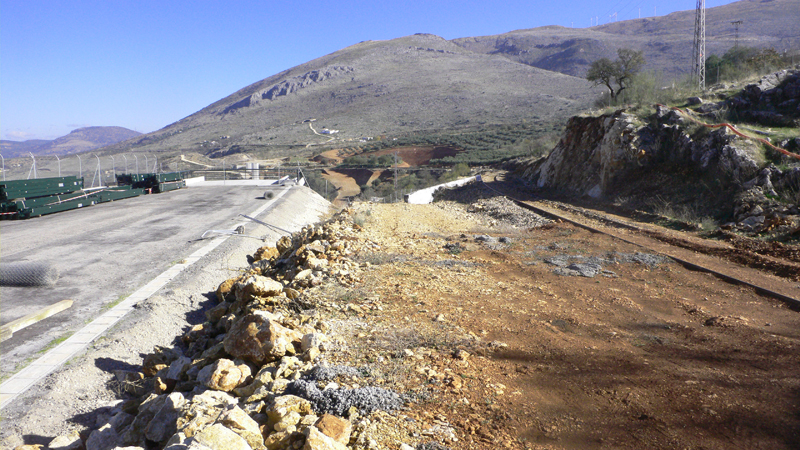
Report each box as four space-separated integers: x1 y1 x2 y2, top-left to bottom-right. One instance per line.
29 208 440 450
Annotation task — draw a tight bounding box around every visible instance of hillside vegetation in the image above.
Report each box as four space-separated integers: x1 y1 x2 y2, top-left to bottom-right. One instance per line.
94 0 798 162
99 34 596 158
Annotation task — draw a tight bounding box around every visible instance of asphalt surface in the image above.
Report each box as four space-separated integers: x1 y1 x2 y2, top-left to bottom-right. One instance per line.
0 184 303 376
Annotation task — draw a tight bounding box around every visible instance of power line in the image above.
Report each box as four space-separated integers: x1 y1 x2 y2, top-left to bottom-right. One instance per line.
731 20 743 48
692 0 706 90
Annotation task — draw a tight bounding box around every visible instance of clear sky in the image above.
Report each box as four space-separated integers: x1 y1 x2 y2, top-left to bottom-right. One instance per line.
1 0 738 141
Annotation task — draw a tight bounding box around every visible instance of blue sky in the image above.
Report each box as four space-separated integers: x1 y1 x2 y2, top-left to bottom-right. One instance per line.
1 0 737 141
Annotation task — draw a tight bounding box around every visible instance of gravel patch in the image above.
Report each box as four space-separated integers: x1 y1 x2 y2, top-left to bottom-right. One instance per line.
287 379 405 416
305 364 365 381
434 182 552 229
545 251 670 278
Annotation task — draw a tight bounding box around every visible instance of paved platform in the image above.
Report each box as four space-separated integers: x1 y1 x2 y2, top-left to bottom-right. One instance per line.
0 184 318 387
0 187 302 408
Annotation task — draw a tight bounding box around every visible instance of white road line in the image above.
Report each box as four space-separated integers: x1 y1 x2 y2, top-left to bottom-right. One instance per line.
0 187 293 409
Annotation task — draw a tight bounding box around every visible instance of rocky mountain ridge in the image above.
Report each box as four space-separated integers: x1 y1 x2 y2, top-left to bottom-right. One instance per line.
101 33 596 158
96 1 799 160
454 0 800 79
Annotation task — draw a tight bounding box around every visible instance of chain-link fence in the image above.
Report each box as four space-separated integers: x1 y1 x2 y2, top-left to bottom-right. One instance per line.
0 262 59 287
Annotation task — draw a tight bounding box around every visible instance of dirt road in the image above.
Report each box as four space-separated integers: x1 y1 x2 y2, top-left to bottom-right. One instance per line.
337 196 800 449
3 185 799 450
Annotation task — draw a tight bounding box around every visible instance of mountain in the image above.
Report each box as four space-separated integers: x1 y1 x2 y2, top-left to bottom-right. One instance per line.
1 127 141 158
100 34 598 157
103 0 799 159
453 0 800 80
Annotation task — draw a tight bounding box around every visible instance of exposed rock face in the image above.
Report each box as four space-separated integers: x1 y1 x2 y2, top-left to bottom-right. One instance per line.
523 111 640 198
726 69 800 128
519 108 770 200
223 66 355 113
514 98 800 234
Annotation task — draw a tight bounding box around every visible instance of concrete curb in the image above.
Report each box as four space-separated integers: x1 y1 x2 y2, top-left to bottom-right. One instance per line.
0 300 74 343
0 187 296 409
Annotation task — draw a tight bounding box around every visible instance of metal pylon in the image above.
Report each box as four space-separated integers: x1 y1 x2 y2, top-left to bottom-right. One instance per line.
692 0 706 90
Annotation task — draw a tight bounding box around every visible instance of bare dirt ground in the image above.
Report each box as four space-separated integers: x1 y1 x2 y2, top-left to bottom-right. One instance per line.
331 196 800 449
315 146 463 168
370 146 463 166
3 182 799 450
321 169 361 200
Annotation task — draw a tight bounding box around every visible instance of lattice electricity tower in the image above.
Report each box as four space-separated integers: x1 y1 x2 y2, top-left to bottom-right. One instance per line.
692 0 707 90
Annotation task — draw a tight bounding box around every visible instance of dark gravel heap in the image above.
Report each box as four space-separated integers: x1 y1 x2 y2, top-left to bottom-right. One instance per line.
435 181 551 229
287 380 405 416
305 365 365 381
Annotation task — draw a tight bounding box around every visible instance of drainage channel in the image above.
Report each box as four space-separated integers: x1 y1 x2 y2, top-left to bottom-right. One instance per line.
0 187 293 409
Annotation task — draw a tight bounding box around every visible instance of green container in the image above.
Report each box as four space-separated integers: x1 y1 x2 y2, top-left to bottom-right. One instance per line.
155 180 185 193
94 187 146 203
23 196 96 218
0 177 84 200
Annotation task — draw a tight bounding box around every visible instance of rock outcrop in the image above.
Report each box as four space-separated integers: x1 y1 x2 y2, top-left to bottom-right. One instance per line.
223 66 355 113
704 68 800 128
514 91 800 235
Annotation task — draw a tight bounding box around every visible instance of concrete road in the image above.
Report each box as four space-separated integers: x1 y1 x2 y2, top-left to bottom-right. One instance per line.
0 184 309 376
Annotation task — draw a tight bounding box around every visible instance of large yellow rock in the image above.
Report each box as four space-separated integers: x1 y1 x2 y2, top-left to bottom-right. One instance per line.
276 236 294 255
315 414 352 444
216 276 243 302
253 246 280 262
303 426 347 450
218 406 265 450
223 312 303 364
194 423 251 450
197 359 246 392
236 275 284 301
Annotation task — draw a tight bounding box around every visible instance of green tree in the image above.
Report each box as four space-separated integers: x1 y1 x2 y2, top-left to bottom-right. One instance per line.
704 46 786 84
587 48 645 101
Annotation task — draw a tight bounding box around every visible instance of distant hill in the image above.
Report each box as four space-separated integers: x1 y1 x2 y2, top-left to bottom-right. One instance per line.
100 34 598 157
103 0 799 159
453 0 800 80
1 127 141 158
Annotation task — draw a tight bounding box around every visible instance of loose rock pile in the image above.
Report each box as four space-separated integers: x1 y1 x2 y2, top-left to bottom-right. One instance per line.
434 181 552 229
33 209 420 450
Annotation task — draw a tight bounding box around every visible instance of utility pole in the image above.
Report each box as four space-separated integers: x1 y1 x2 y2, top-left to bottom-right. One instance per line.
731 20 742 48
692 0 706 90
